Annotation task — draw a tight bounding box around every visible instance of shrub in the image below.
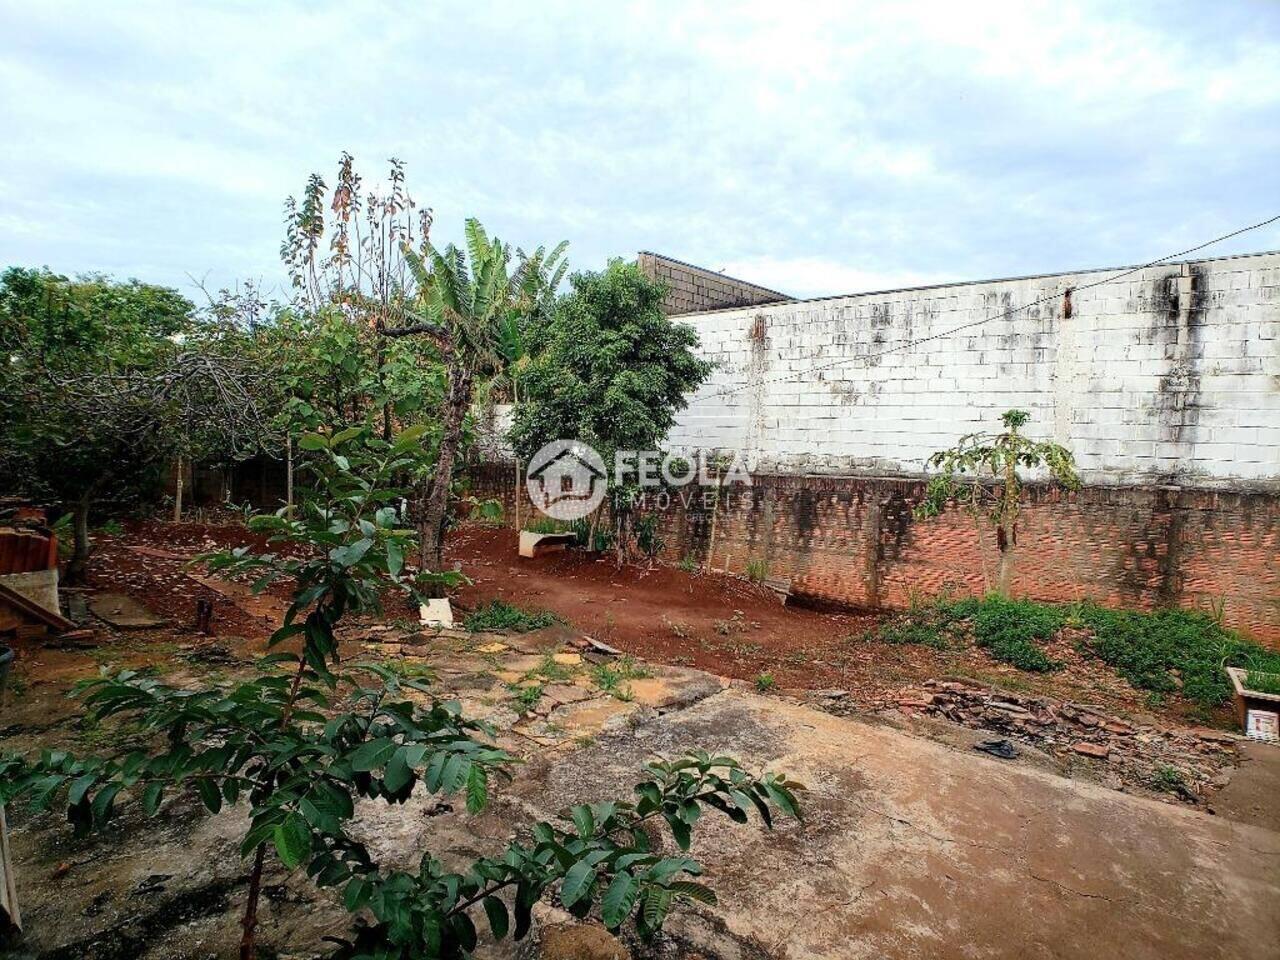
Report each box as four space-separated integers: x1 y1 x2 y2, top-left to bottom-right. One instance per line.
755 672 775 692
961 595 1063 672
876 599 969 649
745 558 769 583
0 428 801 960
464 600 559 633
1077 604 1280 707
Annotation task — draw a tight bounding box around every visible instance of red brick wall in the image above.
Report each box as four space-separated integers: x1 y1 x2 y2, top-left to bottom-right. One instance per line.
469 463 1280 647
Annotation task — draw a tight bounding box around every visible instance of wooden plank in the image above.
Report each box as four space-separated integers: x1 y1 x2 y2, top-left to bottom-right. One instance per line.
0 581 73 632
0 804 20 933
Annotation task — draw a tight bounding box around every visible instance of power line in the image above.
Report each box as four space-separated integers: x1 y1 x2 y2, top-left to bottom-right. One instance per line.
688 212 1280 406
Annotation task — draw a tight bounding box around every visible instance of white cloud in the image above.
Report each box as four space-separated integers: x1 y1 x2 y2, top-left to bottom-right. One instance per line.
0 0 1277 297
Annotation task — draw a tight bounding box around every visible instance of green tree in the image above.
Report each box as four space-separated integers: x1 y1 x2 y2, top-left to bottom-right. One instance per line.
0 428 799 960
916 409 1080 595
508 260 712 557
278 156 562 580
0 267 268 580
391 221 564 580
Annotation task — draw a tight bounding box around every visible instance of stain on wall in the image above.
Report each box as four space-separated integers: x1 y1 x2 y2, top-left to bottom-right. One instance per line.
470 464 1280 647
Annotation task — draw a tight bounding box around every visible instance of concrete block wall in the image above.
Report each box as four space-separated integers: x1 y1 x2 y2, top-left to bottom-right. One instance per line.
666 251 1280 490
467 250 1280 645
468 465 1280 647
638 251 790 316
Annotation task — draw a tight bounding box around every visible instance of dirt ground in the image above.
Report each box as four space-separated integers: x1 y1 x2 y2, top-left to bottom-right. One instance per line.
9 517 1237 742
2 517 1279 959
2 602 1277 960
446 525 1233 728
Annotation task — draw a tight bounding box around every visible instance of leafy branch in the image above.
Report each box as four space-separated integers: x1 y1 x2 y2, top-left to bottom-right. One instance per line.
0 427 798 959
916 409 1080 594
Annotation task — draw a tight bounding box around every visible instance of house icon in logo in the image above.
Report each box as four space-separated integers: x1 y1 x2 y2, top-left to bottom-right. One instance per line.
526 441 607 520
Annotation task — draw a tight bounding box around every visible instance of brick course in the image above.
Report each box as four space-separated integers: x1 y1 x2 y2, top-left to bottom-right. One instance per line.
637 251 789 316
471 463 1280 647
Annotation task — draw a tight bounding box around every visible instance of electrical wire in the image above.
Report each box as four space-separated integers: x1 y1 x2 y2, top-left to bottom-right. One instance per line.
689 212 1280 405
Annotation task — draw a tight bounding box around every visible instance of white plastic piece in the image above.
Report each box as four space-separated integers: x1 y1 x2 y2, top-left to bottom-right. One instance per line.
419 598 454 627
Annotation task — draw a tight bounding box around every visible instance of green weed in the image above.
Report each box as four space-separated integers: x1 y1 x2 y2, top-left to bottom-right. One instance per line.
1076 603 1280 707
510 682 544 714
464 600 559 633
592 656 651 700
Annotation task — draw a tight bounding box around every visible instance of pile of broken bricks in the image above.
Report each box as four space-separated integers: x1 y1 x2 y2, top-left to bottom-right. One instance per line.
890 678 1240 804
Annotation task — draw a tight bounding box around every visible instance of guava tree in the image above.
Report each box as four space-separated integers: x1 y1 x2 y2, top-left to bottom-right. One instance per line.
916 409 1080 595
0 428 800 960
508 259 712 559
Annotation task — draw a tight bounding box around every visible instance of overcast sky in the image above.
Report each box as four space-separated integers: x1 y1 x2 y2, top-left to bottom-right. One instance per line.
3 1 1279 301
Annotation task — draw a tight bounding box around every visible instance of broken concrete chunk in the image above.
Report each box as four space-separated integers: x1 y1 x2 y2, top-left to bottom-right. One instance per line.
1072 741 1111 759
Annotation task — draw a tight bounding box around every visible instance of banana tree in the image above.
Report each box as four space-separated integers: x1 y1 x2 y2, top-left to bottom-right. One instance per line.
384 222 564 581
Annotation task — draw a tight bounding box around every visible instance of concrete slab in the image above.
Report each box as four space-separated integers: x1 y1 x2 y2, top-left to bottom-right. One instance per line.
88 592 165 629
514 688 1280 960
1211 739 1280 831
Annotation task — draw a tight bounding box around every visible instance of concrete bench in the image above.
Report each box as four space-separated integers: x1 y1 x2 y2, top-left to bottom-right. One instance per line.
519 530 577 559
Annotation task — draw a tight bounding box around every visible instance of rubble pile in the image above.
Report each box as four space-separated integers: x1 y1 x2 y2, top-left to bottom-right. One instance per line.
892 678 1240 804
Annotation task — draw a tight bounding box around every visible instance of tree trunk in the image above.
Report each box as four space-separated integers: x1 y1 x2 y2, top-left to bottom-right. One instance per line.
996 537 1015 597
238 845 267 960
173 456 184 523
237 653 309 960
418 363 474 590
65 494 92 585
285 438 294 518
512 380 521 532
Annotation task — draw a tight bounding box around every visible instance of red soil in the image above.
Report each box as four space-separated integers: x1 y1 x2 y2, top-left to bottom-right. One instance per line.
8 519 1219 728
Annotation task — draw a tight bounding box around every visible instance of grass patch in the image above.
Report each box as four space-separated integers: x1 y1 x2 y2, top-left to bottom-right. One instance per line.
876 594 1063 671
958 596 1064 672
464 600 559 633
525 653 575 683
1074 603 1280 707
592 656 651 700
1244 670 1280 696
755 672 775 692
523 517 566 535
879 593 1280 708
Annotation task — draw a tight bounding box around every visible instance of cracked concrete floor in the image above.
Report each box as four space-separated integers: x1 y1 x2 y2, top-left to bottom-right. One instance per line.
3 632 1277 960
519 687 1280 960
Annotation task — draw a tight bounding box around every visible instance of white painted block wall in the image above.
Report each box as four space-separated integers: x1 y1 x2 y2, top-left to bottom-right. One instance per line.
665 251 1280 489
